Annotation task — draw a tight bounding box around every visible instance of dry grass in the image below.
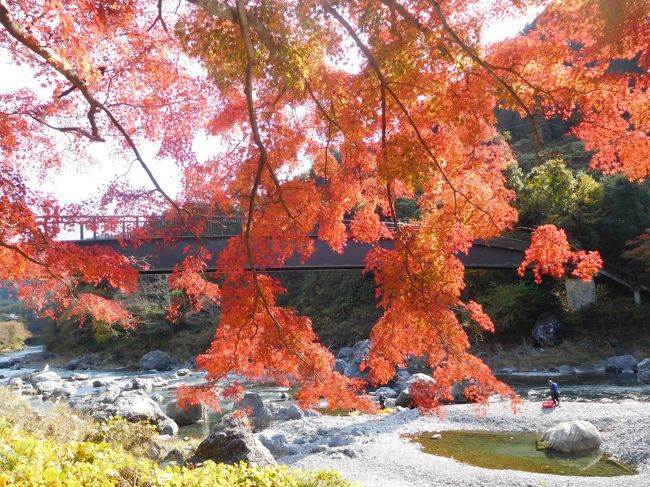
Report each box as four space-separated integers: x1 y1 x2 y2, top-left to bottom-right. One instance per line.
0 387 93 442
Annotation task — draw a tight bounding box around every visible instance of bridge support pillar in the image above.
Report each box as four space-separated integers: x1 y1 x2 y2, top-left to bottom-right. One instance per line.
634 287 642 307
565 278 596 311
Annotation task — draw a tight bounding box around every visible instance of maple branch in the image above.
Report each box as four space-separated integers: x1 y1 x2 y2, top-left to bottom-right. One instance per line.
0 0 197 231
0 241 75 297
148 0 171 35
426 0 542 148
305 79 344 133
28 114 103 142
236 0 323 380
188 0 282 55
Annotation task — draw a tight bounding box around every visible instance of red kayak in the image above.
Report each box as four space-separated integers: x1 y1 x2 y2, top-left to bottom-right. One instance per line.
542 400 557 409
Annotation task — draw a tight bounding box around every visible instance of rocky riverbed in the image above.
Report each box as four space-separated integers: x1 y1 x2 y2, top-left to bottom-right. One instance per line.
2 345 650 486
266 399 650 487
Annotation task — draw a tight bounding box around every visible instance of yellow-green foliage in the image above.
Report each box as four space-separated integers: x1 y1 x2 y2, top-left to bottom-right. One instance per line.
0 320 30 352
0 418 352 487
85 417 158 458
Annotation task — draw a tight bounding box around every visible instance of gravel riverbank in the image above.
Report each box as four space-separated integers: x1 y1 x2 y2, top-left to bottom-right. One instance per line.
264 399 650 486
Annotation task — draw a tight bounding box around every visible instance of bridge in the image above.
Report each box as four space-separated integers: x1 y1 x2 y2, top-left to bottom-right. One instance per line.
42 215 646 302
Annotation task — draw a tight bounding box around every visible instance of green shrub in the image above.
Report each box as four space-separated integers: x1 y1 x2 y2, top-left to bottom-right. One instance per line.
0 418 351 487
475 281 559 337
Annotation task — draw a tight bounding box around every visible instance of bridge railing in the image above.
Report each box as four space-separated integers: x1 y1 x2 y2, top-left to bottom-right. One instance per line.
37 215 244 241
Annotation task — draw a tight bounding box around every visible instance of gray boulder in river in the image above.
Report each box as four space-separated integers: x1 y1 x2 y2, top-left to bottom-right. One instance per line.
541 420 602 453
70 388 174 432
637 358 650 384
605 354 639 372
234 392 273 430
166 400 205 426
139 350 172 371
190 412 276 467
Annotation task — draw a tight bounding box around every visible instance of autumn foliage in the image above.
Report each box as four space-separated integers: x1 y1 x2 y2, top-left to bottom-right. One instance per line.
1 0 647 410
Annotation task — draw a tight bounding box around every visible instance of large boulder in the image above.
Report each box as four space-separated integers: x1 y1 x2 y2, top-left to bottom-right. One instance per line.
342 339 371 380
29 365 63 386
70 388 170 427
532 315 565 347
166 400 205 426
395 373 435 408
541 420 603 453
191 412 276 467
234 393 273 431
139 350 172 371
390 368 412 394
637 358 650 384
605 354 639 372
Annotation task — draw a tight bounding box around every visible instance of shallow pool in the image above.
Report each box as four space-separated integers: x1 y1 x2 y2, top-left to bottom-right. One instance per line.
404 430 637 477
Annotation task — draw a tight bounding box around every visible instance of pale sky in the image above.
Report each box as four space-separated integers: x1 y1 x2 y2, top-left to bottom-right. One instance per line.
0 4 542 207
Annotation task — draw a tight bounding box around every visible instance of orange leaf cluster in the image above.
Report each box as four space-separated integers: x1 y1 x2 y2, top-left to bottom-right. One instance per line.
518 225 602 283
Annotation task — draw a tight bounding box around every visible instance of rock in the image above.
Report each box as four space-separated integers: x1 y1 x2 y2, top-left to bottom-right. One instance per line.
373 387 397 398
158 418 179 436
234 393 273 431
139 350 172 371
69 373 91 381
541 420 603 453
160 449 184 468
337 347 354 361
310 444 329 453
637 358 650 384
259 433 299 457
275 404 303 421
130 378 154 390
342 340 371 380
430 434 442 440
622 367 634 374
113 390 168 423
191 412 276 467
166 400 205 426
150 393 164 404
532 315 565 347
92 378 114 387
8 377 23 389
63 355 96 370
390 368 412 394
395 373 435 408
29 367 63 386
342 447 358 458
605 355 639 372
333 359 347 374
71 388 169 426
328 435 355 447
0 358 20 368
176 368 191 377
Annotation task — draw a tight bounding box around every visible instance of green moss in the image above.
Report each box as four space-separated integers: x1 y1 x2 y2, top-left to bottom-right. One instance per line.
403 430 636 477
